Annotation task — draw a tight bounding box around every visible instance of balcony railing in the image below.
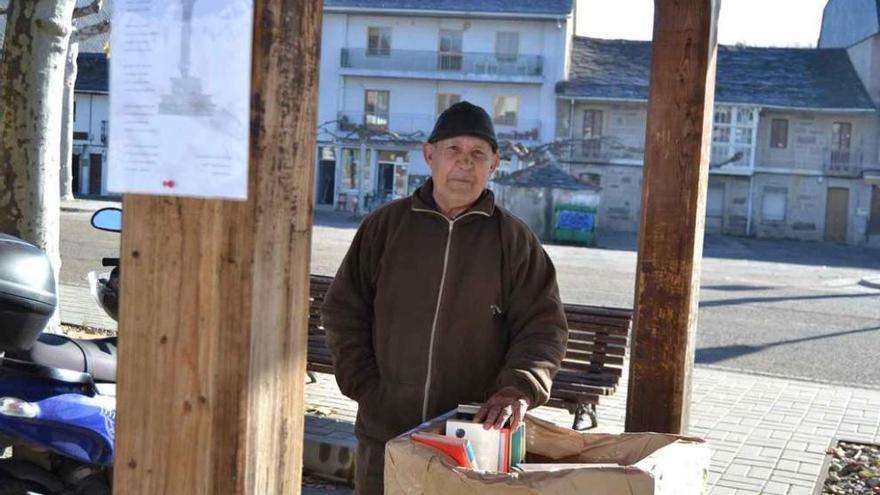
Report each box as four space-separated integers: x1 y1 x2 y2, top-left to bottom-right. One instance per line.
825 147 864 177
572 137 645 163
335 111 435 137
710 144 754 173
340 48 543 78
332 111 542 143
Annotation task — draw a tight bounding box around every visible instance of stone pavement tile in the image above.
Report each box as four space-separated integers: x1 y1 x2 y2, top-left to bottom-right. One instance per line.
858 424 877 434
732 457 777 469
760 480 791 495
796 462 821 478
775 459 800 473
738 417 761 427
785 440 809 451
724 431 748 443
712 450 736 464
746 437 786 450
710 440 742 453
59 284 118 330
806 442 830 454
708 487 737 495
769 472 817 488
723 464 749 477
781 449 822 464
787 486 816 495
746 465 772 480
760 447 783 458
712 478 764 492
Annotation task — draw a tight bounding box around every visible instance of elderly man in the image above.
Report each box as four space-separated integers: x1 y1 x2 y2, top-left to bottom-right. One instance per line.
321 101 567 494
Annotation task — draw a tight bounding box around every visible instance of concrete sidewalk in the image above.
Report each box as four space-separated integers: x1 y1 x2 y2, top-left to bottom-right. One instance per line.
58 280 879 495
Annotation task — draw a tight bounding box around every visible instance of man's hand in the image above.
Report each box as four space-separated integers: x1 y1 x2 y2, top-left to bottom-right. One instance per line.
473 386 530 430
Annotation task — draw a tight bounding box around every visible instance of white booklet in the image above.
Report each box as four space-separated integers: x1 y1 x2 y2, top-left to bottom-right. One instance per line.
445 419 500 472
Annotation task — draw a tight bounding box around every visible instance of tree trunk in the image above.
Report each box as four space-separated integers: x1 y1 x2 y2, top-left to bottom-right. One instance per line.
0 0 78 330
60 40 79 201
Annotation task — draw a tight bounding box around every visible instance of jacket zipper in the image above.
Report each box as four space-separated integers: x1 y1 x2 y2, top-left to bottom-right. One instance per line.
412 207 490 421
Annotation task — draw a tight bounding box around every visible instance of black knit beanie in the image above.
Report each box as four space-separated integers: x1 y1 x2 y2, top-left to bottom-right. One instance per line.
427 101 498 152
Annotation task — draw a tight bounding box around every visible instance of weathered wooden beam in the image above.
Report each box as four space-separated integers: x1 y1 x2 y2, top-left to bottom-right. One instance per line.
113 0 322 493
625 0 720 434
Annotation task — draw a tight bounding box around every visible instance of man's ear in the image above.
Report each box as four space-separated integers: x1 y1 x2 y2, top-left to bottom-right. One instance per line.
490 152 501 173
423 143 435 172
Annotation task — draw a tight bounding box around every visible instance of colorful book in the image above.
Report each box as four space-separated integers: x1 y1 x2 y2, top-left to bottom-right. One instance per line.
445 404 527 473
445 418 500 471
499 426 511 473
411 432 476 469
510 423 526 466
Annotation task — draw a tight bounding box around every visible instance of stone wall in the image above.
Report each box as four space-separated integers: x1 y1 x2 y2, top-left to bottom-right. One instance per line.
568 163 642 232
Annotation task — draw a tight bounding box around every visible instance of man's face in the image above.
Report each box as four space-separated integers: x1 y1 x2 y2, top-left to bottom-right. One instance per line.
423 135 500 210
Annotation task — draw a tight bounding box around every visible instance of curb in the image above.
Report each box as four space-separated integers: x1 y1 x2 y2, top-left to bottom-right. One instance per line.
61 200 121 214
858 276 880 290
302 415 356 486
61 206 98 213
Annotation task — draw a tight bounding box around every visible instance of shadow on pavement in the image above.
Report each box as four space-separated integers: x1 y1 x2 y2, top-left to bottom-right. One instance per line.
699 291 880 308
695 325 880 364
592 230 880 271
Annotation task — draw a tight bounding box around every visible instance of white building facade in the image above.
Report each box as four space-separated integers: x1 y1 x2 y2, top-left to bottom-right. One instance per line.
315 0 574 211
72 53 112 197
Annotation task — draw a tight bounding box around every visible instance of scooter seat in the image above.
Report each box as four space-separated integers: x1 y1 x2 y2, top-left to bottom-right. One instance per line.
7 333 117 383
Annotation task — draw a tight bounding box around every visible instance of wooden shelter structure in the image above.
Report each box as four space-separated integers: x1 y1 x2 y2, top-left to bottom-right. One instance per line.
113 0 720 492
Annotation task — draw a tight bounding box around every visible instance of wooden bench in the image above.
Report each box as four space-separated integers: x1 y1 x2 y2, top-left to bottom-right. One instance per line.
307 275 632 430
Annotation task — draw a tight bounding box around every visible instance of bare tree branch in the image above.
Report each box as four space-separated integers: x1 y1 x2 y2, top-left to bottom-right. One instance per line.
0 8 7 16
73 19 110 43
73 0 103 19
317 118 425 146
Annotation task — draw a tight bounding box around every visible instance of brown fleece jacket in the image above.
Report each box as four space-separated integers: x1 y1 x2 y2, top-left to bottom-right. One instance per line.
321 179 567 443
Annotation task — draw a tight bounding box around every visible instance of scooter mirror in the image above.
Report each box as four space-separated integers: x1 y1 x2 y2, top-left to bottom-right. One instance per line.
90 208 122 233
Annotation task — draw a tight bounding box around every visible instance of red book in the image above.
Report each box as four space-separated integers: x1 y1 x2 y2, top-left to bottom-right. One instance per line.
411 432 476 469
498 427 511 473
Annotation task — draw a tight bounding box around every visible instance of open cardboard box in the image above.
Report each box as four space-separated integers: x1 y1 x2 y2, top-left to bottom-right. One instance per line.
385 412 711 494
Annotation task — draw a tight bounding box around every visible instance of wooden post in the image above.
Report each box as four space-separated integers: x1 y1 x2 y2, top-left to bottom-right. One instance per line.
625 0 720 434
113 0 322 493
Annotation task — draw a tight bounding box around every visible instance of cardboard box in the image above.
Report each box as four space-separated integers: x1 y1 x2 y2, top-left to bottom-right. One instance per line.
385 413 711 494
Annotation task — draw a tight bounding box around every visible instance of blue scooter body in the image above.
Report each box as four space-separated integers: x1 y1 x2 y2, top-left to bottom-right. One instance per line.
0 367 115 466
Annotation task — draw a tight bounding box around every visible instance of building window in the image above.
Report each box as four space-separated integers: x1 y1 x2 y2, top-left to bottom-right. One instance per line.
495 32 519 63
831 121 852 167
73 101 77 122
492 96 519 126
436 93 461 115
770 118 788 149
364 90 390 130
100 120 108 144
711 106 756 168
367 27 391 56
762 187 787 222
582 109 603 158
438 30 463 71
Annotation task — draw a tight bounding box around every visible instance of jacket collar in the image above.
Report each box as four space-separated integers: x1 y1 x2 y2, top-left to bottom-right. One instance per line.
411 178 495 219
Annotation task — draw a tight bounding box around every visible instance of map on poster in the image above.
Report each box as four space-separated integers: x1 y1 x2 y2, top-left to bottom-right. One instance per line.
108 0 253 200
